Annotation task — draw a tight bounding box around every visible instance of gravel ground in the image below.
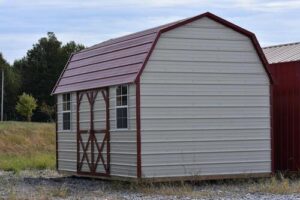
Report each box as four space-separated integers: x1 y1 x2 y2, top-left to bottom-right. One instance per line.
1 170 300 200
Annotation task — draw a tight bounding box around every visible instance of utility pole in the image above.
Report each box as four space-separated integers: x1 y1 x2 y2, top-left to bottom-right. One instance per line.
1 68 3 121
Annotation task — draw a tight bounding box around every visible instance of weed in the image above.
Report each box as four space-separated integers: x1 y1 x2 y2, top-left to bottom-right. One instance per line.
50 186 70 198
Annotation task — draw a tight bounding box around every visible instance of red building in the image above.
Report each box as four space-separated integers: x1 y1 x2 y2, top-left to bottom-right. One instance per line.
263 42 300 171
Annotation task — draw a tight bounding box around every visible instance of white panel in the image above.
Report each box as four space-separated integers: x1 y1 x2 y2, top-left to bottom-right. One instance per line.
110 164 136 177
146 60 266 73
142 151 271 165
150 49 260 63
141 129 270 141
141 140 270 153
140 17 271 178
142 162 271 178
141 107 270 118
141 72 269 85
162 27 247 40
58 160 77 172
185 17 229 28
156 38 254 51
141 84 269 96
141 95 269 107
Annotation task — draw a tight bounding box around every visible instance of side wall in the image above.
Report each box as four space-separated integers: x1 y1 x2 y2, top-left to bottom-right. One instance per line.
57 84 137 177
140 17 271 178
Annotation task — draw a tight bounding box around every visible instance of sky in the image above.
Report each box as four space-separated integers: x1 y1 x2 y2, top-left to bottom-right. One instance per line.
0 0 300 64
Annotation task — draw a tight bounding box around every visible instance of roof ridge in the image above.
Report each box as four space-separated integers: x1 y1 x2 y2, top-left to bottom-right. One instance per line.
263 42 300 49
52 12 272 95
79 18 188 53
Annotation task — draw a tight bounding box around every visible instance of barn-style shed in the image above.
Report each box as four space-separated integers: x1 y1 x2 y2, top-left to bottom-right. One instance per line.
263 42 300 172
52 12 273 180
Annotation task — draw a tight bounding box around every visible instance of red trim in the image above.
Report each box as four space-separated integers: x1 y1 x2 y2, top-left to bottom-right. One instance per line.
136 78 142 178
135 32 161 80
55 96 58 171
105 88 110 174
270 84 275 173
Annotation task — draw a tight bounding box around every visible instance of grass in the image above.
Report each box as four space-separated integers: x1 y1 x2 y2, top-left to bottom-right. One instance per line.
109 174 300 197
0 121 55 172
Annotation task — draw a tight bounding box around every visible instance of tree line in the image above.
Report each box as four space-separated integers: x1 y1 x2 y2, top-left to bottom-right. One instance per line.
0 32 84 122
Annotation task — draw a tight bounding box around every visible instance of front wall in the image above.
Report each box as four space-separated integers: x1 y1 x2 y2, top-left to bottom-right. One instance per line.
109 84 137 177
140 17 271 178
57 84 137 177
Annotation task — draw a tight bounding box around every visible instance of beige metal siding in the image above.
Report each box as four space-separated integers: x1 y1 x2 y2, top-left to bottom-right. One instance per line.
57 84 137 177
109 84 137 177
140 17 271 178
57 93 77 172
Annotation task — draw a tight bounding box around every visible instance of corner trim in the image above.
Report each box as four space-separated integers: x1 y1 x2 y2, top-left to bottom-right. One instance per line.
136 78 142 178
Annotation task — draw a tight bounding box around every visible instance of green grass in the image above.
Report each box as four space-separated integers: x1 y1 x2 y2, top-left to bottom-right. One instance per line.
0 121 55 172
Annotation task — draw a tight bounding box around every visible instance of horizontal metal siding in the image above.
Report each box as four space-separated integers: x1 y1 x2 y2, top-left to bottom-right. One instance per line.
57 93 77 172
145 61 266 74
150 49 260 63
140 17 271 178
142 162 271 178
57 86 137 177
109 84 137 177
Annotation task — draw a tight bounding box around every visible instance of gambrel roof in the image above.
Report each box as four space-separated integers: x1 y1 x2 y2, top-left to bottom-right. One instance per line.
263 42 300 64
52 12 271 94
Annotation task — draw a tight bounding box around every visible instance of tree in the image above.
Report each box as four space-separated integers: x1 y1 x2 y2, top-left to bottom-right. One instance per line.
40 101 55 122
15 93 37 121
13 32 84 121
0 53 21 120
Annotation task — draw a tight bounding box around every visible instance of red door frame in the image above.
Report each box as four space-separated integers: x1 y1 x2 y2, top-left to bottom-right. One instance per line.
76 87 110 177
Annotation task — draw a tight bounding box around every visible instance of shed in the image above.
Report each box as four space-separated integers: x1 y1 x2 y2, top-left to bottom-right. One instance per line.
52 12 273 180
263 42 300 172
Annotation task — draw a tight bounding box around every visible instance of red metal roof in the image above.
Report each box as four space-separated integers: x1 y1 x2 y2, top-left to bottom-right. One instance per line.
52 12 271 94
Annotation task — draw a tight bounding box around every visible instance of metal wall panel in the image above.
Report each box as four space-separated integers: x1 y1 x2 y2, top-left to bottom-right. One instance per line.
140 17 271 178
57 84 137 177
268 61 300 171
57 93 77 171
109 84 137 177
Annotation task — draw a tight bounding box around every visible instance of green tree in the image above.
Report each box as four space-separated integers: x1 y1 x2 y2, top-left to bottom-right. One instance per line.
0 53 21 120
40 101 55 122
16 93 37 121
14 32 84 121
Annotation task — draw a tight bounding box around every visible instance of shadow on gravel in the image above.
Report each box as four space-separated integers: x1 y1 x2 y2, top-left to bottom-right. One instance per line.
21 176 114 192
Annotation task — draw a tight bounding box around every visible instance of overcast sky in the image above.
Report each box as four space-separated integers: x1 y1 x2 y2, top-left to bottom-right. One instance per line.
1 0 300 64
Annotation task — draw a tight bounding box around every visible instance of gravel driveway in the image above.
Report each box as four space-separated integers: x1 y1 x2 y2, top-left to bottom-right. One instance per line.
1 170 300 199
